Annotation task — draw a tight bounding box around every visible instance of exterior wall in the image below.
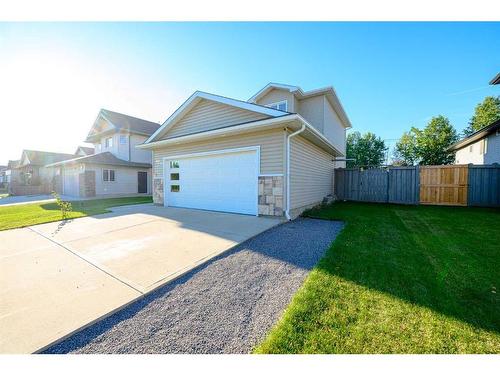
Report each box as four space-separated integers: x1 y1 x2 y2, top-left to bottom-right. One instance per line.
130 134 152 163
258 176 284 216
162 99 269 140
297 96 325 133
289 135 334 212
255 88 297 112
485 132 500 164
454 134 500 165
86 164 151 196
152 129 285 180
79 170 96 198
323 98 346 156
151 129 286 213
9 165 56 195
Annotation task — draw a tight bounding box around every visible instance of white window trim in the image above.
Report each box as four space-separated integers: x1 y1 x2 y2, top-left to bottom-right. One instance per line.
266 100 288 112
102 169 116 182
162 146 260 216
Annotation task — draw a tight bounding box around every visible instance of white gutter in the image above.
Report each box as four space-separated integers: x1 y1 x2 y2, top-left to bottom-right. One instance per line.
285 123 306 220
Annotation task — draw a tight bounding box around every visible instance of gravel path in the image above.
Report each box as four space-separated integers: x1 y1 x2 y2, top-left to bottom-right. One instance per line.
44 218 343 354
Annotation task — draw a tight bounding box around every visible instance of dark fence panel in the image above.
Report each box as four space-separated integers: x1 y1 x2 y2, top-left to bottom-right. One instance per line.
335 166 427 205
468 164 500 207
388 166 419 204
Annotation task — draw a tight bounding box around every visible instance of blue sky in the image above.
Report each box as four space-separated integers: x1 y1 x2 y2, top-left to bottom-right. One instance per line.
0 22 499 164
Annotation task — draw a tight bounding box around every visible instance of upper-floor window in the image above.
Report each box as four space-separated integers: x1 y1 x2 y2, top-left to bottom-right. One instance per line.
105 137 113 148
266 100 288 112
119 134 127 145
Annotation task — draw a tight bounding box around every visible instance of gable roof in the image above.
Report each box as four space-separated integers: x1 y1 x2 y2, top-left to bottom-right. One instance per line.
75 146 95 155
448 119 500 151
45 152 151 168
20 150 75 167
7 160 20 169
86 109 161 142
145 91 290 144
248 83 352 129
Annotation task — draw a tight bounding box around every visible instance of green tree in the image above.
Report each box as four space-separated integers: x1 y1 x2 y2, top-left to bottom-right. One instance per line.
393 128 419 166
462 96 500 137
346 131 387 168
416 115 458 165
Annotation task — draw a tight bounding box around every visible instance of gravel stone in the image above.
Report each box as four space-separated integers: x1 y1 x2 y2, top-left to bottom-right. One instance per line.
44 218 343 354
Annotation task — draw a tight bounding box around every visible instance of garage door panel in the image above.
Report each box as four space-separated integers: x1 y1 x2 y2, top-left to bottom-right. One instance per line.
165 150 258 215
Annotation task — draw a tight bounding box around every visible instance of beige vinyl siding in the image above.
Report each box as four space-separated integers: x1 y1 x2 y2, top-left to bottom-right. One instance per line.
290 135 333 210
256 88 297 112
161 99 269 140
152 129 285 178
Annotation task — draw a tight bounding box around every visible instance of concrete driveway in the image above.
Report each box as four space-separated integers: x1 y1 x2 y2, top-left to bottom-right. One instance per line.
0 204 282 353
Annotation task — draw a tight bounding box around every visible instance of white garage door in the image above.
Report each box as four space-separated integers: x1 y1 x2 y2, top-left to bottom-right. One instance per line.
164 148 258 215
63 169 80 197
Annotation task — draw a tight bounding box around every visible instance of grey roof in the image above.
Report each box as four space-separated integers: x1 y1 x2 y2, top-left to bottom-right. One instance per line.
490 73 500 85
75 146 95 155
46 152 151 168
448 119 500 151
7 160 20 169
94 109 160 136
22 150 76 167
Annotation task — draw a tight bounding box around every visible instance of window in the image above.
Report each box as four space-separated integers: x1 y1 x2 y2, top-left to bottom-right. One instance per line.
103 169 115 182
171 185 180 192
120 134 127 145
170 173 180 180
480 139 488 155
266 100 287 112
169 160 179 168
469 145 473 153
105 137 113 148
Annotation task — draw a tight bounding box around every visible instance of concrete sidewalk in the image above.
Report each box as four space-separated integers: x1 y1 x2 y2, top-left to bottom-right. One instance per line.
0 205 282 353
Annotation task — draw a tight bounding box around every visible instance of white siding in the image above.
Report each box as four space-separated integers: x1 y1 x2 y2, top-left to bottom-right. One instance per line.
162 99 269 140
130 134 152 163
87 164 151 195
290 135 333 210
455 133 500 165
152 129 285 179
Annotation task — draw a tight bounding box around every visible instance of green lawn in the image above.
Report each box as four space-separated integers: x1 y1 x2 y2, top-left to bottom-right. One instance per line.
0 196 152 231
255 202 500 354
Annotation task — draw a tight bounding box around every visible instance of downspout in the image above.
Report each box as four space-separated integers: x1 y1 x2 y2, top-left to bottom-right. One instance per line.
285 123 306 220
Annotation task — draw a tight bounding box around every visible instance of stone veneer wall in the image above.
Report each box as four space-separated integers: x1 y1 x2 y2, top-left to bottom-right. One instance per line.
153 178 164 205
79 170 96 198
258 175 284 216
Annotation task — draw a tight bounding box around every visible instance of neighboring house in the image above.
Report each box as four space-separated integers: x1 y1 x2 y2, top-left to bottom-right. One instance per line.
138 83 351 219
449 119 500 165
9 150 75 195
0 166 7 186
4 160 20 186
46 109 160 198
74 146 95 157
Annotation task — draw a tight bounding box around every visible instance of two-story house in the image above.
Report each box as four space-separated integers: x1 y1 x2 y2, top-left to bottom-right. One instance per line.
450 118 500 165
138 83 351 219
47 109 160 198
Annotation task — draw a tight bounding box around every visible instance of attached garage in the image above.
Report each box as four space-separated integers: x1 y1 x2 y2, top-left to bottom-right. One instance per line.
163 147 259 215
63 167 80 197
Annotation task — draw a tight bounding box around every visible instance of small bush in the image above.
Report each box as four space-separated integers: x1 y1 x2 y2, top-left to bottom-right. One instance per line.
51 191 72 219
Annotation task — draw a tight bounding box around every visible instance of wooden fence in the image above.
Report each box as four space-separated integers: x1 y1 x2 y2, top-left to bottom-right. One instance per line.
335 164 500 207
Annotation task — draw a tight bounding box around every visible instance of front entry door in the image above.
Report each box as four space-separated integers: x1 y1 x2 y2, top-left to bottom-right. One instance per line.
138 171 147 193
